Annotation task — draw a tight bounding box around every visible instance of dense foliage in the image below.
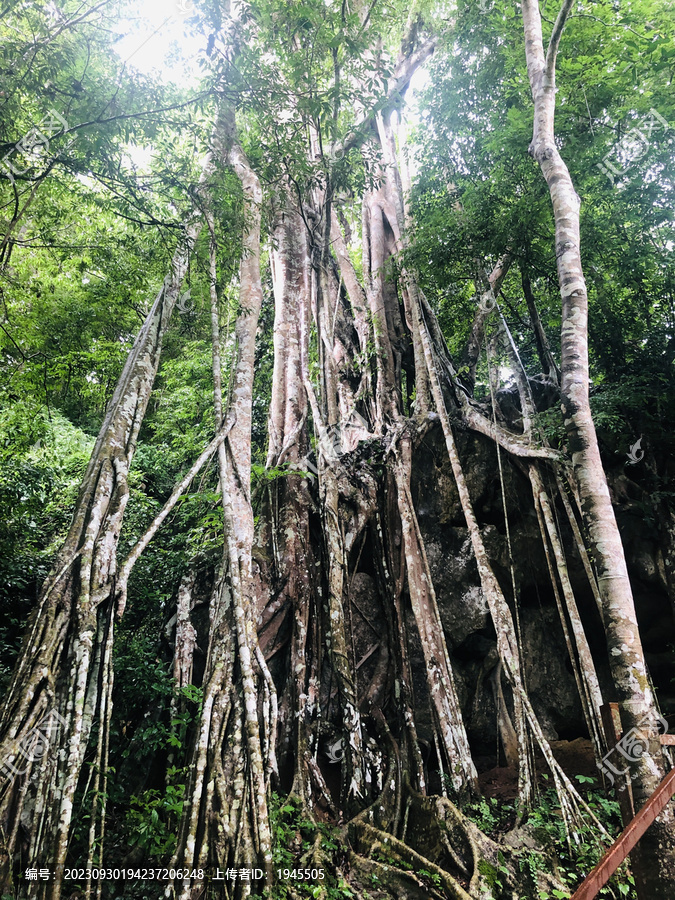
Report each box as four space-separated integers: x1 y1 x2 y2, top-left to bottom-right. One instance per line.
1 0 673 896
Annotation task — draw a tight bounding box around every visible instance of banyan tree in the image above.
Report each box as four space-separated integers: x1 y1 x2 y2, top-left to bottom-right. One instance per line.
1 0 674 898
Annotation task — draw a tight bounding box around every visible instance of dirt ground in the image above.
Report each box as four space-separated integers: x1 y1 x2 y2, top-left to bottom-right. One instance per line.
478 738 598 801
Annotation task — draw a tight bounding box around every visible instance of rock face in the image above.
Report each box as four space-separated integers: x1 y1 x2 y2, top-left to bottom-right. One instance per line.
408 422 675 771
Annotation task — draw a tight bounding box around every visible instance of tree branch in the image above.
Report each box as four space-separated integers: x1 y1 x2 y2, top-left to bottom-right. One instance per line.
545 0 575 80
463 403 560 460
112 413 235 614
330 37 437 160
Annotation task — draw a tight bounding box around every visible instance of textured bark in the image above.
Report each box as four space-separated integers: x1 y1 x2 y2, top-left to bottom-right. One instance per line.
0 215 199 898
172 116 272 895
463 255 512 394
393 432 478 796
376 112 431 415
521 1 675 893
116 415 235 609
173 572 198 693
267 196 310 465
362 184 400 422
330 208 371 363
263 192 316 801
359 104 605 822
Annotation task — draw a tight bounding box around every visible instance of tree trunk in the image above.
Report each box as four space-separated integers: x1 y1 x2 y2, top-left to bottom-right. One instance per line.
0 219 199 898
521 1 675 893
172 114 273 893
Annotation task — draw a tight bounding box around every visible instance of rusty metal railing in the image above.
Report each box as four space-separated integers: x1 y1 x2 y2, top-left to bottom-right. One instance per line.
570 705 675 900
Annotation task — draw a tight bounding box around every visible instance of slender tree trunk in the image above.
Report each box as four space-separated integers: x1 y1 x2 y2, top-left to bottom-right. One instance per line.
0 215 199 898
521 269 559 382
521 1 675 893
393 432 478 796
173 113 272 894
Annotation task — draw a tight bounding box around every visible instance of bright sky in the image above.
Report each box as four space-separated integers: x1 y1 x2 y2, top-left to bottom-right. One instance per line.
113 0 204 83
114 1 432 95
113 0 431 171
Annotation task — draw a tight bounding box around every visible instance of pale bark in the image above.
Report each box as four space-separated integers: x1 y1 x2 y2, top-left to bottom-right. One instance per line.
393 432 478 795
172 571 198 693
267 196 310 464
521 269 559 382
264 189 319 803
0 210 200 899
303 377 369 804
174 117 272 892
376 113 431 414
330 208 370 360
114 415 235 613
362 184 399 422
463 255 512 394
521 1 675 892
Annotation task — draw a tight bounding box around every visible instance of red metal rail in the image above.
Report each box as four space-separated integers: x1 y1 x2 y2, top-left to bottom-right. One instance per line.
570 765 675 900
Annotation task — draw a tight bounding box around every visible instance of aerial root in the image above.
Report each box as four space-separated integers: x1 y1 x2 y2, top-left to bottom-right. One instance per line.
348 821 474 899
343 783 573 900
